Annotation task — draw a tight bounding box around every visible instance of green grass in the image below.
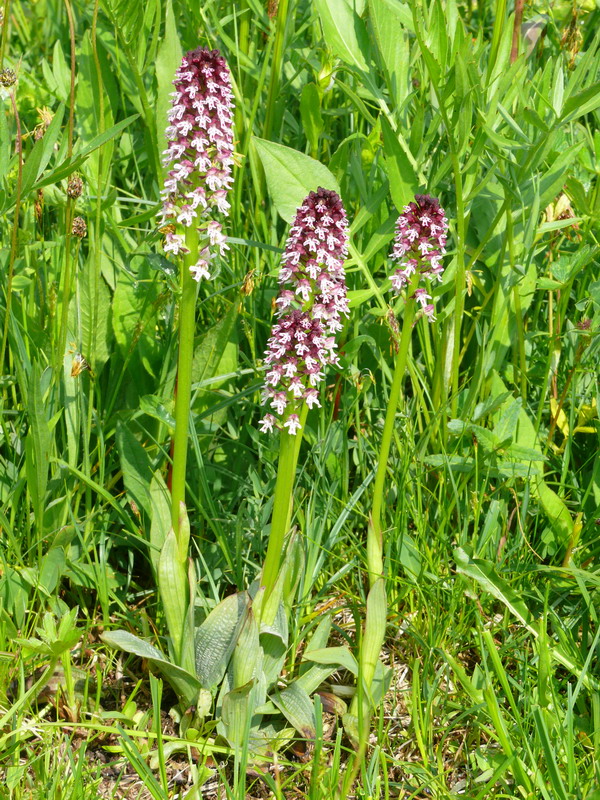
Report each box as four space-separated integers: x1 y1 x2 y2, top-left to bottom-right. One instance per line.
1 0 599 797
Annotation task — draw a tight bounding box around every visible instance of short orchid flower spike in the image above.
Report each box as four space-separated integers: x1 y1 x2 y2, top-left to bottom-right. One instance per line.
389 194 448 321
260 188 349 435
159 48 234 282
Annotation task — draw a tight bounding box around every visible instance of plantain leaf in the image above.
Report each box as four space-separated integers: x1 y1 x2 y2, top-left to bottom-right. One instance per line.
313 0 371 71
195 592 250 688
101 630 200 705
381 116 420 211
157 528 190 670
155 0 182 168
303 646 358 675
271 683 316 739
115 419 152 517
253 138 340 223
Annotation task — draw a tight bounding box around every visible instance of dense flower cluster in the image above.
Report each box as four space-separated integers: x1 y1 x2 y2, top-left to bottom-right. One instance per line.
389 194 448 321
159 48 234 282
260 188 349 435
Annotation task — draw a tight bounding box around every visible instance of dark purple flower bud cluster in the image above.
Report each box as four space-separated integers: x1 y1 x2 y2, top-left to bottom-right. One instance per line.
389 194 448 321
260 188 349 435
159 48 234 282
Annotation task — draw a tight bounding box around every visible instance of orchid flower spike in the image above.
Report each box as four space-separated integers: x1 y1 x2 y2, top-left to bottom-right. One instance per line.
389 194 448 321
260 188 349 435
159 48 234 282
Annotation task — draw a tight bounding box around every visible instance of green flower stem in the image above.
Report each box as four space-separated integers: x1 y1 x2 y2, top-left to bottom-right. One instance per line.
262 0 289 142
170 227 200 536
369 274 420 586
261 404 308 603
449 154 466 417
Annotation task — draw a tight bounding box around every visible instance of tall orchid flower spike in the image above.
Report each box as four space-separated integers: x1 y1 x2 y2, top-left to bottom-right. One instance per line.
260 188 349 435
389 194 448 320
165 47 235 533
159 47 234 281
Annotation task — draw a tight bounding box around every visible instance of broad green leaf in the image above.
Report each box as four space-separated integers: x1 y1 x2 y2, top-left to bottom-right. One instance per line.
115 419 152 517
314 0 371 71
536 480 573 549
560 82 600 125
149 470 171 573
303 646 358 675
35 114 139 189
18 104 65 200
195 592 250 688
158 529 190 670
39 548 66 596
271 683 316 738
300 83 323 155
140 395 175 430
381 116 419 211
253 137 340 223
155 0 182 168
192 301 239 391
100 630 201 705
75 31 116 185
112 263 162 371
221 679 255 752
69 266 113 373
296 662 340 695
368 0 411 105
232 607 262 690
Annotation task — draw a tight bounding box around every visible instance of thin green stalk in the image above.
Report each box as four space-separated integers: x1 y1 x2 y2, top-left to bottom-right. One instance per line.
261 404 308 603
262 0 289 142
83 0 105 540
449 154 466 417
505 193 527 400
0 0 10 65
56 0 77 374
170 227 200 535
0 90 22 374
369 274 419 585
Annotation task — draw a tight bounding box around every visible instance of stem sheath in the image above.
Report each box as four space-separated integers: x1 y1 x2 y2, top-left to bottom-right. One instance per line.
261 404 307 603
170 228 199 535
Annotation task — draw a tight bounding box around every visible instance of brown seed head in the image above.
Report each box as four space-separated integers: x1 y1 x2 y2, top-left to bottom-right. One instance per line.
72 216 87 238
67 173 84 199
0 68 16 88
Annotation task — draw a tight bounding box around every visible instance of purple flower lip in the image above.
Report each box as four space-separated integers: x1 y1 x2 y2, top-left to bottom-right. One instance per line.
159 48 234 282
390 194 448 321
260 188 349 435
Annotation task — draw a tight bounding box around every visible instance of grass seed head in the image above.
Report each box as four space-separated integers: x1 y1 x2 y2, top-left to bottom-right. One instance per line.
72 216 87 238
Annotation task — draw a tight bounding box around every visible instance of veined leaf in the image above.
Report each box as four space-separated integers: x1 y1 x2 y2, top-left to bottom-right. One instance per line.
253 137 340 223
314 0 371 71
101 630 200 705
195 592 250 688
